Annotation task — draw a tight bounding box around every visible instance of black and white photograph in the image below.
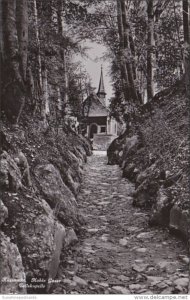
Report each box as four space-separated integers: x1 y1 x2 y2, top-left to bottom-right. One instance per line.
0 0 190 296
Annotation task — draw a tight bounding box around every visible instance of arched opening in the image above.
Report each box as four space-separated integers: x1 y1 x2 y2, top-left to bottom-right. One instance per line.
89 123 98 139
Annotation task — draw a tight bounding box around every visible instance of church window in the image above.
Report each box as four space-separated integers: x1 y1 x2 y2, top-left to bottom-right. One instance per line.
100 126 106 133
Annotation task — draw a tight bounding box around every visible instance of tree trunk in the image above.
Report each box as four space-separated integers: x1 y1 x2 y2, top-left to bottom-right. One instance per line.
147 0 155 101
0 0 3 118
117 0 129 101
2 0 26 122
0 0 3 58
63 50 70 114
120 0 140 104
42 66 49 122
16 0 28 80
57 86 61 111
57 0 70 118
3 0 24 90
33 0 42 89
129 27 137 80
183 0 190 98
189 0 190 34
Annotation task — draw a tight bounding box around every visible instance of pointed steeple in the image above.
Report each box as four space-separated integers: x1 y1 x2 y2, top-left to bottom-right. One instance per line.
97 65 106 104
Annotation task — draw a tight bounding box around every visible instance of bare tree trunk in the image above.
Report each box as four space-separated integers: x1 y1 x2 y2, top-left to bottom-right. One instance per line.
42 66 49 118
33 0 42 89
27 65 35 103
189 0 190 34
117 0 129 102
33 0 49 123
0 0 3 118
16 0 28 80
0 0 3 58
183 0 190 98
129 26 137 80
15 0 28 123
154 7 161 93
3 0 25 90
63 50 70 115
57 86 61 111
147 0 155 101
2 0 26 123
120 0 140 104
57 0 70 118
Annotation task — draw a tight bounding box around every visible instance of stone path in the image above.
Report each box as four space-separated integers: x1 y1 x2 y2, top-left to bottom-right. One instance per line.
54 152 189 294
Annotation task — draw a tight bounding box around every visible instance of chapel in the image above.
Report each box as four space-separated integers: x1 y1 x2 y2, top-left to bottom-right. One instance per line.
82 67 118 150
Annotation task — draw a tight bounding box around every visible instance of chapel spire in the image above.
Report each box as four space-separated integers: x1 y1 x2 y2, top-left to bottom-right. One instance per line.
97 65 106 103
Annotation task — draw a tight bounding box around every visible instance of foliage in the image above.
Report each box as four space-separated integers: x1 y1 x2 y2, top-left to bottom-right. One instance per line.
0 0 189 127
85 0 188 120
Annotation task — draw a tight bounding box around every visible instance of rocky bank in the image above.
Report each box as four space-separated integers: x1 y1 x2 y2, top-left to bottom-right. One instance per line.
0 120 91 294
107 81 190 246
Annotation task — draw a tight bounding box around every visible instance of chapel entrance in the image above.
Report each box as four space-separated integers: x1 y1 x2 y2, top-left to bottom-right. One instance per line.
90 124 98 139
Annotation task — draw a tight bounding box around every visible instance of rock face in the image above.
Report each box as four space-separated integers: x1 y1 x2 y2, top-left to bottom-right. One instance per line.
149 188 173 226
2 191 66 293
107 132 128 165
0 199 8 225
133 179 160 208
54 147 83 196
130 160 162 209
169 205 190 240
34 164 79 228
123 163 139 183
0 200 26 294
108 131 189 242
0 232 26 294
0 151 22 191
0 125 91 294
65 228 78 246
48 221 66 280
121 135 141 168
107 83 189 244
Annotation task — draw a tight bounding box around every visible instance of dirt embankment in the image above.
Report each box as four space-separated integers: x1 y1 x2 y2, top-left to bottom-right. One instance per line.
107 81 189 245
0 120 91 294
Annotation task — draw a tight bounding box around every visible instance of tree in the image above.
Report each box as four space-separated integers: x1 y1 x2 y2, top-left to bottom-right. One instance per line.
117 0 129 102
1 0 28 123
183 0 190 98
16 0 28 81
1 0 188 126
119 0 141 104
146 0 155 100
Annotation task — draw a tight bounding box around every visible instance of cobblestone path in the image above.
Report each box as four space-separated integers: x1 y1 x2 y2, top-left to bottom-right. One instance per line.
55 152 189 294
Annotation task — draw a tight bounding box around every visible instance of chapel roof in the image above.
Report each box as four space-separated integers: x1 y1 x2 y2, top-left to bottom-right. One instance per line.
97 66 106 97
83 93 108 117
